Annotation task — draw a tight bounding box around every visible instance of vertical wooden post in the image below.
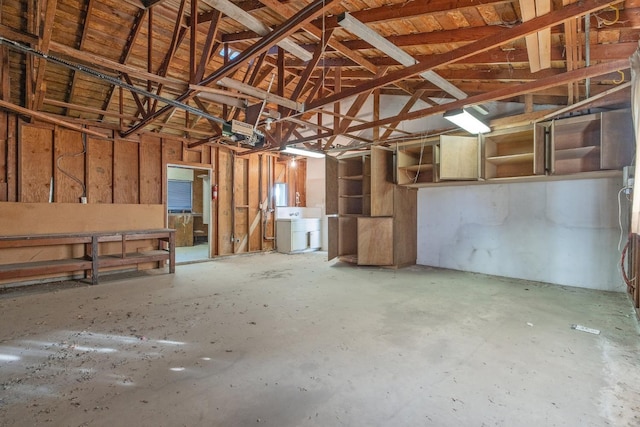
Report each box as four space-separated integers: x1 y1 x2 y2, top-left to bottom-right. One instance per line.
91 234 99 285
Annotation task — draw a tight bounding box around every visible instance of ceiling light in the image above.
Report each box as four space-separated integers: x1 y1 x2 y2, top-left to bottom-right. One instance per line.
283 146 326 158
337 12 466 100
443 108 490 134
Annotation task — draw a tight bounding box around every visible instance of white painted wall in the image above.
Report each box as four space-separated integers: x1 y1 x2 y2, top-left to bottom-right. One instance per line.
305 158 328 251
417 177 629 291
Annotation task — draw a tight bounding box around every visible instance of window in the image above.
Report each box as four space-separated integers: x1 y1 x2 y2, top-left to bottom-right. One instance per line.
219 47 240 60
274 183 287 207
167 180 192 213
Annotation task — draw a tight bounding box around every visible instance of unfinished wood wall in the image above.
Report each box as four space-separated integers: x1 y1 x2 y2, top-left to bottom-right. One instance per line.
0 112 304 257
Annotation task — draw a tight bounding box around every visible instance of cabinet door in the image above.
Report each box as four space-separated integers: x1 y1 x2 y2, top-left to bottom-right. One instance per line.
601 109 634 170
328 216 339 261
371 147 394 216
326 155 339 215
439 135 479 180
357 217 394 266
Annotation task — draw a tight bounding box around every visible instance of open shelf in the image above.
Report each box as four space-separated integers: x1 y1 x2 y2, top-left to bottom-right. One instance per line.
486 152 534 165
483 125 538 179
554 146 599 161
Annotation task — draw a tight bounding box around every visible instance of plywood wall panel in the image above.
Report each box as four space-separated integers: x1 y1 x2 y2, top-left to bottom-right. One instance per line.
19 124 53 202
7 115 17 201
113 139 139 204
185 148 201 164
0 111 7 201
162 138 182 164
54 128 85 203
139 134 162 204
87 137 113 203
217 148 233 255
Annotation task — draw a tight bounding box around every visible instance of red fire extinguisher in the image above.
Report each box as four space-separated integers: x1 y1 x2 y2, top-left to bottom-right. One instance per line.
212 184 218 200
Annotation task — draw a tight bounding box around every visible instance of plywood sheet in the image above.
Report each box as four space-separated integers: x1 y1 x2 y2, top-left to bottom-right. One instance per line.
325 155 338 215
371 147 394 216
87 136 113 203
0 111 7 201
393 187 417 267
7 115 16 201
0 202 164 235
139 134 162 204
601 110 634 170
357 216 393 266
19 123 53 202
113 138 139 204
440 135 479 180
54 128 85 203
162 138 183 164
185 148 201 164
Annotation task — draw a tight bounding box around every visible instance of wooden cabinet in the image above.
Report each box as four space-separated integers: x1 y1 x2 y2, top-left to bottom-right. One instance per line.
396 135 480 186
439 135 480 180
548 109 633 175
483 125 545 179
397 140 438 185
394 108 633 187
327 147 416 267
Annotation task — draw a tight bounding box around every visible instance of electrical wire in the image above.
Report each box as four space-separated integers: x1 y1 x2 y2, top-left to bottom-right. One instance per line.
55 130 87 199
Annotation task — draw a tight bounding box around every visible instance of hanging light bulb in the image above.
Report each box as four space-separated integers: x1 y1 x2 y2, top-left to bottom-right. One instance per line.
291 158 297 167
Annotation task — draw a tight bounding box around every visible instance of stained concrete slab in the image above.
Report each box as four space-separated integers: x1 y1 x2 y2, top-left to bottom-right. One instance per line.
1 252 639 426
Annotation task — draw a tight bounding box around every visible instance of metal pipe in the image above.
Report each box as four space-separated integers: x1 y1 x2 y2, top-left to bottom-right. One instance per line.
585 13 591 99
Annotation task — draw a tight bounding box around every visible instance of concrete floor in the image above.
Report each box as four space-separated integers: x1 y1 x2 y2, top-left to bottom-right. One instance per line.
175 242 209 263
1 252 639 427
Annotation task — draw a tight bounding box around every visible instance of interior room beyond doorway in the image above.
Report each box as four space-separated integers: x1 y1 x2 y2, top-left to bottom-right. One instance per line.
167 165 211 263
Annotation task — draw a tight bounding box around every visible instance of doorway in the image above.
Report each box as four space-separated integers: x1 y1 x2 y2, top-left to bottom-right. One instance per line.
166 165 212 263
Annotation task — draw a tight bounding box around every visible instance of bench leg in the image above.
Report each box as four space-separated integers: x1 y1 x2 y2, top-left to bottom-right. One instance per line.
169 231 175 273
91 235 99 285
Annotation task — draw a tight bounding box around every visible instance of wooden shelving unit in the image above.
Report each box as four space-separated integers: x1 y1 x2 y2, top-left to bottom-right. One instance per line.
327 147 416 267
397 142 438 185
394 109 633 187
549 109 633 175
483 125 543 179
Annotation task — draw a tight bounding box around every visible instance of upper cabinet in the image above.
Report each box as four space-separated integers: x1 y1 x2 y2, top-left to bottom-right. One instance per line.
548 109 633 175
483 125 545 179
395 108 634 187
396 134 480 187
439 135 480 180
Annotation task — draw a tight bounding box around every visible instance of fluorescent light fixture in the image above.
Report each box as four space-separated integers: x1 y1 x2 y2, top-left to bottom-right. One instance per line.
444 108 490 134
338 12 466 100
283 146 325 158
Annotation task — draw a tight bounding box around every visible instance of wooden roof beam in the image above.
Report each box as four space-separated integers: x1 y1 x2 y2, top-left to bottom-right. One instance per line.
32 0 58 111
343 59 629 135
304 0 621 113
121 0 334 137
201 0 312 61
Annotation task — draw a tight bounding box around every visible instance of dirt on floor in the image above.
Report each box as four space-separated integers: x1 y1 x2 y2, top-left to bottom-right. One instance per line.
1 252 639 427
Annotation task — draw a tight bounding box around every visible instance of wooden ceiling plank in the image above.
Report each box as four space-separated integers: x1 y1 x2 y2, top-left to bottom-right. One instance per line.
305 0 621 113
0 99 106 137
44 97 132 120
32 0 58 111
99 8 149 120
313 0 511 30
122 0 334 137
